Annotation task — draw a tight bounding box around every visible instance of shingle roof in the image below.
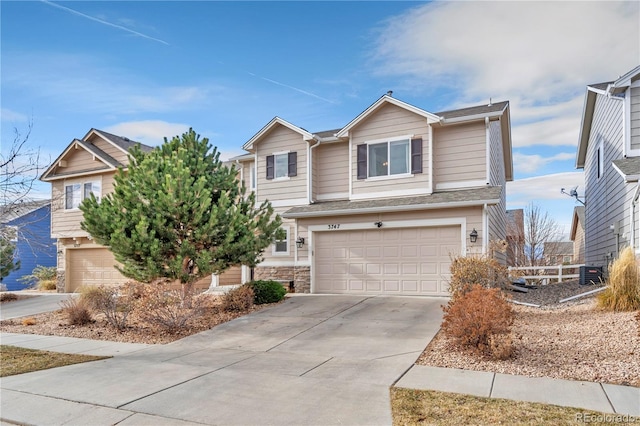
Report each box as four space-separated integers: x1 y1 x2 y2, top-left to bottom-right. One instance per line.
93 129 154 153
587 82 612 91
314 129 341 138
435 101 509 120
0 200 50 224
283 186 502 218
612 157 640 178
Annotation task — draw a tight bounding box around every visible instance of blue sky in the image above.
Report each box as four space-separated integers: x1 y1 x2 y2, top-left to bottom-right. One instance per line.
2 1 639 237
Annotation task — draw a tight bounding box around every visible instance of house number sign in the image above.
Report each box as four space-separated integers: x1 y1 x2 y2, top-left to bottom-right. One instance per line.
327 224 340 230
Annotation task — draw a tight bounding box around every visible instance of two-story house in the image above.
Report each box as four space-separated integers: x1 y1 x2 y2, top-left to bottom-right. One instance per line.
230 94 513 296
576 65 640 269
40 129 156 292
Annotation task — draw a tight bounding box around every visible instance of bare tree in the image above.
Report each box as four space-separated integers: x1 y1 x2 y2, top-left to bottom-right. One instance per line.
507 203 563 267
1 122 51 251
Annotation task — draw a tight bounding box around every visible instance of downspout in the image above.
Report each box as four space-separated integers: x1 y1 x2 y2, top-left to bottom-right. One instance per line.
483 203 488 255
308 137 321 204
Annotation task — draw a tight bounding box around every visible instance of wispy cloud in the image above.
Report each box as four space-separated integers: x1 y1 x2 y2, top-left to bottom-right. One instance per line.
513 152 576 174
41 0 169 45
371 1 638 149
507 172 584 204
247 72 337 104
0 108 28 122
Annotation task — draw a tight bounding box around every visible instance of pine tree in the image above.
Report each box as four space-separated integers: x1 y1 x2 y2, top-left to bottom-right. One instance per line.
80 129 281 293
0 236 20 281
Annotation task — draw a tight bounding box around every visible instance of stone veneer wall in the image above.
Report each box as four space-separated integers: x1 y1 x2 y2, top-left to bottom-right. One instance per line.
56 240 66 293
254 266 311 293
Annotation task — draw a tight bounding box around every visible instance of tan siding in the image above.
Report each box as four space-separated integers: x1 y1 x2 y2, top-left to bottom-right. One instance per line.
259 209 297 264
573 225 585 264
315 142 349 199
350 103 430 197
57 147 111 174
51 172 116 238
630 87 640 151
240 160 255 192
583 94 634 267
89 135 130 164
256 126 307 203
218 266 242 285
433 121 486 186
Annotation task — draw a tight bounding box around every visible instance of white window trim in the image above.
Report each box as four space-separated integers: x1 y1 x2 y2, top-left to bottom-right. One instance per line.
367 138 411 178
272 226 290 256
365 172 413 182
249 163 256 190
596 139 604 181
64 177 102 211
273 150 290 180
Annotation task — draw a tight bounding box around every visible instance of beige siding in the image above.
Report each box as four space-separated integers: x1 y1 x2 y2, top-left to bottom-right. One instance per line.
583 93 634 267
51 172 116 238
240 160 255 192
89 135 130 164
573 224 585 264
256 125 307 203
218 266 242 285
259 208 297 265
56 147 111 174
350 103 430 197
315 142 349 200
433 121 486 187
630 87 640 151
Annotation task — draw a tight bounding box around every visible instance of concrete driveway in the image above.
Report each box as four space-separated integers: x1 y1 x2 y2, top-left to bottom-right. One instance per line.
0 293 73 320
1 295 445 425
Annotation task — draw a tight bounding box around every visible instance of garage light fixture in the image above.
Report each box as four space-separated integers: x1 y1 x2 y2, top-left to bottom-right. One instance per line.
296 237 305 248
469 228 478 243
374 221 383 228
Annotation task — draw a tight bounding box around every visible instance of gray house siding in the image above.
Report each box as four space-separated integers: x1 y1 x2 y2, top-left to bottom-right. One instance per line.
584 94 633 267
487 119 507 263
631 87 640 151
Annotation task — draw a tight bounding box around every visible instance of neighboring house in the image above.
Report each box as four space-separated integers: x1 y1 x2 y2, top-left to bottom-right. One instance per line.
570 206 585 264
0 200 56 290
543 241 575 265
505 208 524 266
40 129 156 293
576 65 640 269
229 93 513 296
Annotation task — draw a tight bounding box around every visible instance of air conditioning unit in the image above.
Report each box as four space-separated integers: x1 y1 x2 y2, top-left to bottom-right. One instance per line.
579 266 603 286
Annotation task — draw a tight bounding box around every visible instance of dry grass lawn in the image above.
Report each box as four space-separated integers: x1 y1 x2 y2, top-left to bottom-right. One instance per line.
391 388 608 425
0 345 108 377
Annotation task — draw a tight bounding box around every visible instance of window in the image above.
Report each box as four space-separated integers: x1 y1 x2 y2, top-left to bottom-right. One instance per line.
596 139 603 180
249 164 256 190
65 180 101 209
273 227 289 255
266 152 297 180
357 137 422 179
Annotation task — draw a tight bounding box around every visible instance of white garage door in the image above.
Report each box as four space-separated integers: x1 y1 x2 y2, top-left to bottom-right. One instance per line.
314 226 460 296
67 248 127 292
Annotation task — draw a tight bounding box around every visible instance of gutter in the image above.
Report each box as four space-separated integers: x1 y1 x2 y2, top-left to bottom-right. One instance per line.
283 198 500 219
439 109 505 126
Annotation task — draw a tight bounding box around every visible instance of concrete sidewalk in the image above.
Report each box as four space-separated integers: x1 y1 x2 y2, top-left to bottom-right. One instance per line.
396 365 640 417
0 332 152 356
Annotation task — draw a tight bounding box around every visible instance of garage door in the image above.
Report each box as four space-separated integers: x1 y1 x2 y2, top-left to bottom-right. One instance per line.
67 248 127 292
315 226 460 296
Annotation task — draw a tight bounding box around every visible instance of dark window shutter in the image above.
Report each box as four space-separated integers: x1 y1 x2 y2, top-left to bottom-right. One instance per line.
411 137 423 174
357 144 367 179
266 155 274 180
288 152 297 177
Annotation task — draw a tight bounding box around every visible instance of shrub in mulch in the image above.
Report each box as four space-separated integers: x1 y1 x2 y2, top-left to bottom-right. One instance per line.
59 297 93 326
441 284 515 360
448 255 510 299
221 285 255 312
0 293 18 302
598 246 640 312
79 285 134 331
246 280 287 305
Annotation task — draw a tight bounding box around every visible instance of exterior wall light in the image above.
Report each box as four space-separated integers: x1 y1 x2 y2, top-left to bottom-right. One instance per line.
469 228 478 243
374 221 383 228
296 237 305 248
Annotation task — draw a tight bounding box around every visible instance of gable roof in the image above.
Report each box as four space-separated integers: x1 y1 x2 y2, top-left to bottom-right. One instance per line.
242 117 314 151
336 95 441 138
612 157 640 182
576 65 640 168
0 200 50 224
40 129 153 181
283 186 502 218
570 205 585 241
435 100 510 122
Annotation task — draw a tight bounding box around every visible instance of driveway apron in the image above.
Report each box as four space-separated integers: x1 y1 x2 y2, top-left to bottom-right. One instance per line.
1 295 445 426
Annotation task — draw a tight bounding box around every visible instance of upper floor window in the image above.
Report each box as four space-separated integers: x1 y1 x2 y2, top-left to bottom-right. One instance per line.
65 180 101 209
596 139 603 180
266 152 297 180
357 137 422 179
